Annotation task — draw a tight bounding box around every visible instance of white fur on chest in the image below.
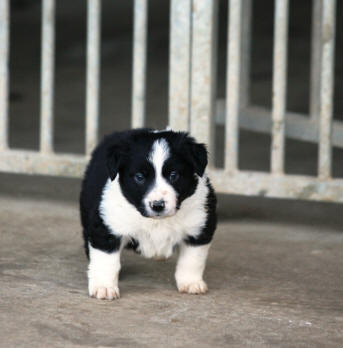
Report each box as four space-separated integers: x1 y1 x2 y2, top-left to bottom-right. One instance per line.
99 176 209 259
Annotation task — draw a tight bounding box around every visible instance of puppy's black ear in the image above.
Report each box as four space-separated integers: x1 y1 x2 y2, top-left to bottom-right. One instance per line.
106 142 128 181
187 142 208 177
180 134 208 177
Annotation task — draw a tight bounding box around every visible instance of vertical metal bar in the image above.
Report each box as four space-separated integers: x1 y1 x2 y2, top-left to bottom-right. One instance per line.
40 0 55 153
310 0 322 121
131 0 148 129
40 0 55 154
86 0 101 156
318 0 336 179
271 0 289 174
225 0 242 172
190 0 218 165
169 0 192 131
239 0 252 109
0 0 9 151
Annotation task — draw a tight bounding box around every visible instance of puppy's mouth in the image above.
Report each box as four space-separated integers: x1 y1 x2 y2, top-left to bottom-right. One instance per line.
139 207 177 219
149 212 174 219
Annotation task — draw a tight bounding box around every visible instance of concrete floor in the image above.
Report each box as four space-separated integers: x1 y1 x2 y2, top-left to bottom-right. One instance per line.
1 196 343 348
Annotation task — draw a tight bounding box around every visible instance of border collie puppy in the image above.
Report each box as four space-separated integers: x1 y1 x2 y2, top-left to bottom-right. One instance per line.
80 128 217 300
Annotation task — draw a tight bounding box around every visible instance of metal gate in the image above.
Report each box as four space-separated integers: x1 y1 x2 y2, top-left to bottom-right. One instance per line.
0 0 342 203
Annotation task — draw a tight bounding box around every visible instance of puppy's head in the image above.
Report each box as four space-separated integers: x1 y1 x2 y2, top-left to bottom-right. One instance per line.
106 129 207 218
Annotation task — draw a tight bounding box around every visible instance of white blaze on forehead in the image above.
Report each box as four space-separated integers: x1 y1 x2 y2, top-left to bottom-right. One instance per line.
148 138 170 172
145 138 177 216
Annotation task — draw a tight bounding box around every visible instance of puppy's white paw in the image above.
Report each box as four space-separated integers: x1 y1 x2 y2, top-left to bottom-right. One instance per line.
89 284 120 300
177 279 208 294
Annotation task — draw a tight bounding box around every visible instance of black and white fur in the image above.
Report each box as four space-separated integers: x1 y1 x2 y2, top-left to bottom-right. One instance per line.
80 128 217 300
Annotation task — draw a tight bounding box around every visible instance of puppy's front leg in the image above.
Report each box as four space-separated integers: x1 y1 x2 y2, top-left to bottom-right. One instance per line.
88 244 121 300
175 242 211 294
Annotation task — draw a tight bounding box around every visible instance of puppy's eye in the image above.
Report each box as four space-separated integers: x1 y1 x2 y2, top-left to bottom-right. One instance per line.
134 172 145 184
169 171 179 183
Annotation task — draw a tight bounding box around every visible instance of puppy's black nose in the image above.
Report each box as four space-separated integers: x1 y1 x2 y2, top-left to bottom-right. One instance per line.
150 200 165 212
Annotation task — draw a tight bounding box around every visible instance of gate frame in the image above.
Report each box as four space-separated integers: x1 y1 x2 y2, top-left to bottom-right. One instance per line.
0 0 342 203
